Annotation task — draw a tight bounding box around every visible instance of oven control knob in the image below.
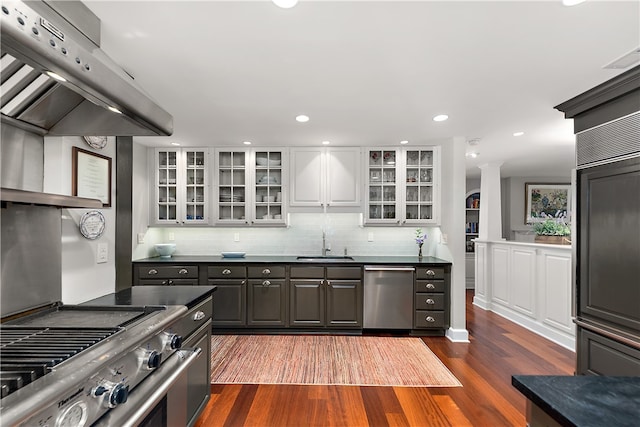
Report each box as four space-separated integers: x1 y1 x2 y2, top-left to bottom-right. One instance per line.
92 385 108 397
108 383 129 408
166 333 183 350
146 350 162 369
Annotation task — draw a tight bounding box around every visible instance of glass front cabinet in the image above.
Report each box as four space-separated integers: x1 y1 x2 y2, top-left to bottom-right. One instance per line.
365 147 439 225
214 149 287 225
152 148 209 225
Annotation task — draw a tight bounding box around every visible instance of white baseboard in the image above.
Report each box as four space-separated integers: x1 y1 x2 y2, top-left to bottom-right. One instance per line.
446 328 470 343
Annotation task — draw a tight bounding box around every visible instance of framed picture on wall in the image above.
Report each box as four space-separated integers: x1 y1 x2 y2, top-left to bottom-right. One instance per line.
525 183 570 224
72 147 112 207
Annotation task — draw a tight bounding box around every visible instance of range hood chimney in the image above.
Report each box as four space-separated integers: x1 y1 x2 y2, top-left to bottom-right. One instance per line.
0 0 173 137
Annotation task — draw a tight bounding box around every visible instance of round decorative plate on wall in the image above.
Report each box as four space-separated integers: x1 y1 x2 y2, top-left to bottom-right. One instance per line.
83 136 108 150
79 210 106 240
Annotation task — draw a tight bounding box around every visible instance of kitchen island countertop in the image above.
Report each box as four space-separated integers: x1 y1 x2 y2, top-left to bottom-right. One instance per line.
82 285 216 309
133 255 451 265
512 375 640 427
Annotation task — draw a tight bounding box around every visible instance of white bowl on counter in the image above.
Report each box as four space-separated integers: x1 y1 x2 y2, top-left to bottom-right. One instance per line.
154 243 176 258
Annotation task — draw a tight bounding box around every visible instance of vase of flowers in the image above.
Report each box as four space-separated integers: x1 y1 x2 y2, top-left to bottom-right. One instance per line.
415 228 427 258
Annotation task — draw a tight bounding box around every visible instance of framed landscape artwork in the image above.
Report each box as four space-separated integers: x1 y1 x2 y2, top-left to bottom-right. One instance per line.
525 183 570 224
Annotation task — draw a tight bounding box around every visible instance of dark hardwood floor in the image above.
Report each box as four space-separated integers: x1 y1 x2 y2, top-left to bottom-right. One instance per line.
195 290 575 426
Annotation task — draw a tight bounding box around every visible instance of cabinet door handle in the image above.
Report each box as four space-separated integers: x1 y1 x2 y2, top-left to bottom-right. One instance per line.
178 268 188 275
161 280 168 285
426 269 435 276
426 283 435 290
222 269 231 275
426 316 435 323
148 269 158 275
325 280 331 287
193 311 206 321
241 280 246 285
262 280 271 287
426 298 435 305
262 268 271 275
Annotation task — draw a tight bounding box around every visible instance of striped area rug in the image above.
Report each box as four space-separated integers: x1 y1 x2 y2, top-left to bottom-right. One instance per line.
210 335 462 387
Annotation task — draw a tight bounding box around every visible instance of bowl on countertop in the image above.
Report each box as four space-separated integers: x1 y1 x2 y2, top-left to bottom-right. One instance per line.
154 243 177 258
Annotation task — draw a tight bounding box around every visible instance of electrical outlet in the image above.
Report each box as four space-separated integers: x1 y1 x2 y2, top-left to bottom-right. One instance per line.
96 243 108 264
168 232 175 241
234 233 240 242
368 232 374 242
441 233 448 244
137 233 145 244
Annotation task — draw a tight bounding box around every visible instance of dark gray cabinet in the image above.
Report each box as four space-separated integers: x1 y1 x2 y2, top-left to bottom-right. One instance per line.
247 266 287 326
289 266 362 328
413 266 449 333
208 265 246 327
135 265 199 286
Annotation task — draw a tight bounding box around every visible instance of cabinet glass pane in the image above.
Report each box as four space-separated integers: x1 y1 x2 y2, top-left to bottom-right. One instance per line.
217 151 247 221
367 149 398 221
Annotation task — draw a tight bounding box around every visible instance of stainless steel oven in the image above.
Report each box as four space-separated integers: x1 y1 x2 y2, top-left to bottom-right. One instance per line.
0 298 211 427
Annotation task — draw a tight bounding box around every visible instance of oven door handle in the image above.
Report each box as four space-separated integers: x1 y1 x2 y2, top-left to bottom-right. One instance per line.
93 347 202 427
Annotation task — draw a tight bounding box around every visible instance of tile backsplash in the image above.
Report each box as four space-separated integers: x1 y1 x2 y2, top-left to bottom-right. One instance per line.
138 213 443 259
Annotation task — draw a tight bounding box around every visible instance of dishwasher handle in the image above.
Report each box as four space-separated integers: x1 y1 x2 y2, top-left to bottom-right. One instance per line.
364 266 415 272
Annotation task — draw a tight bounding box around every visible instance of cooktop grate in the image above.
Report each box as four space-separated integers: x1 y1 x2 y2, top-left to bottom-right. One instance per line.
0 326 121 398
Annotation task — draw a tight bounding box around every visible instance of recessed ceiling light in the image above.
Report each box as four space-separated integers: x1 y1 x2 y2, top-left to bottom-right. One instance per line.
45 71 66 82
322 140 330 145
108 106 122 114
171 142 181 146
562 0 586 6
466 152 479 158
400 140 409 145
272 0 298 9
433 114 448 122
513 132 525 137
243 141 252 145
296 115 309 123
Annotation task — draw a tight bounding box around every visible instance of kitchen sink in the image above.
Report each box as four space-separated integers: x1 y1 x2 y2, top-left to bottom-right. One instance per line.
296 256 355 262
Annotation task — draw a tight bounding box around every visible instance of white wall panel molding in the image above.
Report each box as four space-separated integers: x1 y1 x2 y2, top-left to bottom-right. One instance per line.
475 239 575 351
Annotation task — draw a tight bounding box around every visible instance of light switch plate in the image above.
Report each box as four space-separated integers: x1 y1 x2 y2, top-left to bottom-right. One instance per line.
441 233 448 244
168 232 175 241
368 232 374 242
137 233 145 244
234 233 240 242
96 243 108 264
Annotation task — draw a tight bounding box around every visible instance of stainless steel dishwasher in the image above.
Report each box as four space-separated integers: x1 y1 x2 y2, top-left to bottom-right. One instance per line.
364 265 415 329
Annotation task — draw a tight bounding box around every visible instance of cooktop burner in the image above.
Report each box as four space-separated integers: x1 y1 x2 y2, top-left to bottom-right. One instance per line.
0 327 121 398
0 304 164 399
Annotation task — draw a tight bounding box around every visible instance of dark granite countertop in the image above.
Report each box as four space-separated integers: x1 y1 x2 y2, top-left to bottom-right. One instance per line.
512 375 640 427
81 286 216 309
133 255 451 265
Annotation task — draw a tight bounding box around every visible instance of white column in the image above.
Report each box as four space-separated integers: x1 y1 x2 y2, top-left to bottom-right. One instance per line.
478 162 503 240
446 137 469 342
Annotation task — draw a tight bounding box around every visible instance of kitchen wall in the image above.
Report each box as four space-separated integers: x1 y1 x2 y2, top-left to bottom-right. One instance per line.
43 136 117 303
501 175 572 241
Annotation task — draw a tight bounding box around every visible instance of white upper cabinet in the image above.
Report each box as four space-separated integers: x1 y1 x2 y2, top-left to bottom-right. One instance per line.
151 148 209 226
213 149 288 226
214 149 250 225
289 147 361 208
364 147 440 225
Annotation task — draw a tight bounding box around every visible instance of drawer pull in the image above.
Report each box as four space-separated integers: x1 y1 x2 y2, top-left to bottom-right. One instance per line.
161 280 168 285
148 269 158 275
262 280 271 287
193 311 206 321
262 268 271 275
426 283 435 289
222 269 232 275
178 268 188 275
168 280 174 285
426 269 435 276
426 298 435 305
425 316 435 323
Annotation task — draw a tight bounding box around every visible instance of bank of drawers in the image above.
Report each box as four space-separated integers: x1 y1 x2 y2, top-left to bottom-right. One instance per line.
414 266 446 329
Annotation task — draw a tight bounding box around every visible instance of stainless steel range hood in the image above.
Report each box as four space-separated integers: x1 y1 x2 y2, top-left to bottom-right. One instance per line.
0 0 173 136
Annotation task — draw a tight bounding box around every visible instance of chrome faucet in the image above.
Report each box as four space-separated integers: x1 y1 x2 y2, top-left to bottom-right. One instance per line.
322 231 331 256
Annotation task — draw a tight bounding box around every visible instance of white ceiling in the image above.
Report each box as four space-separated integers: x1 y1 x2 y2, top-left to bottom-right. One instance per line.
85 0 639 178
